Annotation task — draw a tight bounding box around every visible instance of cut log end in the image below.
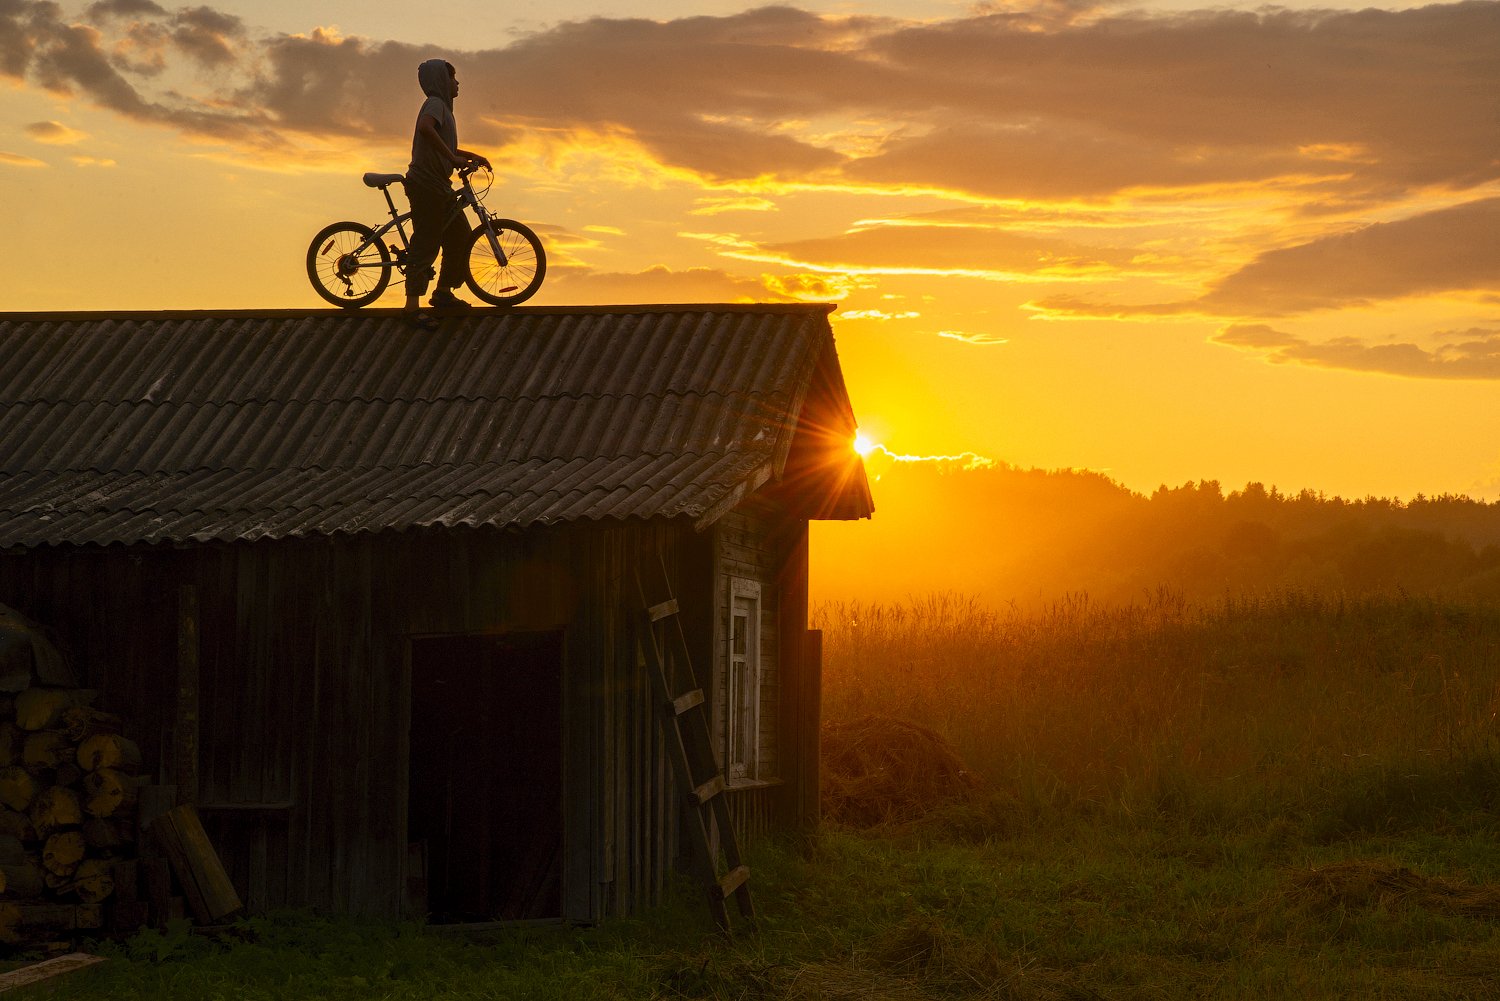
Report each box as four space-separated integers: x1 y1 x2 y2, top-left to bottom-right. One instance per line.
30 786 82 839
0 765 38 813
15 690 97 733
63 859 114 905
23 731 72 771
77 734 141 775
41 831 86 878
82 768 139 819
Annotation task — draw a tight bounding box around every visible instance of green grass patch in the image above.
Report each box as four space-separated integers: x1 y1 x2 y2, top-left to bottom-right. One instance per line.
25 825 1500 1000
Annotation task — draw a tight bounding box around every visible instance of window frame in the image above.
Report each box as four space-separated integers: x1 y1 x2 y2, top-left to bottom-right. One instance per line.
724 577 761 780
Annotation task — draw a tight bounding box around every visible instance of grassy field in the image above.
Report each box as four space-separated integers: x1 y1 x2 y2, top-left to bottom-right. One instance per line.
817 591 1500 836
14 591 1500 999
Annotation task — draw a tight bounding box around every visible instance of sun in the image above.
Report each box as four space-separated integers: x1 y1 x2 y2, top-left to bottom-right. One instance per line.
852 432 878 457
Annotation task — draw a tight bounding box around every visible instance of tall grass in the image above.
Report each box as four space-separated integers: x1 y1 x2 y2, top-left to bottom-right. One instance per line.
815 591 1500 835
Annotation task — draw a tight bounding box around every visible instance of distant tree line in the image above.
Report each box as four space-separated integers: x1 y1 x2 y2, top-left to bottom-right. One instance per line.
827 459 1500 607
1124 477 1500 604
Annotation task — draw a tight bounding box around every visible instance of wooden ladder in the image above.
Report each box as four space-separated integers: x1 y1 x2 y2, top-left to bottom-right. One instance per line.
634 551 755 934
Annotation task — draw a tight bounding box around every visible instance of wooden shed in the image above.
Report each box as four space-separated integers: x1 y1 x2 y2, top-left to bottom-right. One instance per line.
0 305 872 924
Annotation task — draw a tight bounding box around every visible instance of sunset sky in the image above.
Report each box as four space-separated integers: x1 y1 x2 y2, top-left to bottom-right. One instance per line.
4 0 1499 527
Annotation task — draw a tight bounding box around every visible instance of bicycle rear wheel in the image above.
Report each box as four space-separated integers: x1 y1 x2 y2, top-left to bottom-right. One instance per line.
464 220 545 306
307 221 392 308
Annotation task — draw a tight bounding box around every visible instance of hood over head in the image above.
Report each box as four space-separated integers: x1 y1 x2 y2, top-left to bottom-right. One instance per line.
417 58 454 107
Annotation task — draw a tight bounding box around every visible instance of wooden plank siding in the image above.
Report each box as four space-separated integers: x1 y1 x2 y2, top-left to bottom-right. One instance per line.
711 502 817 844
713 507 780 784
0 519 727 922
776 524 819 832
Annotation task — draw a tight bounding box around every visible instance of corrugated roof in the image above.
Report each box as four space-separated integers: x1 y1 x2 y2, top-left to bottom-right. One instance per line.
0 305 872 549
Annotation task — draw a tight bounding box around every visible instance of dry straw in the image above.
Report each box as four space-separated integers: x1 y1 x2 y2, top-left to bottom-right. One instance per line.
821 715 977 828
1290 861 1500 918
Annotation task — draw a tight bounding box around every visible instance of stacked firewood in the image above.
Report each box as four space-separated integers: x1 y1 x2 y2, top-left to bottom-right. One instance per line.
0 688 141 944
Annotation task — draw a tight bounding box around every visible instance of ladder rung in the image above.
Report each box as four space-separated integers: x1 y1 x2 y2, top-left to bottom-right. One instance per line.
648 598 680 622
718 865 750 898
672 689 705 716
690 775 724 806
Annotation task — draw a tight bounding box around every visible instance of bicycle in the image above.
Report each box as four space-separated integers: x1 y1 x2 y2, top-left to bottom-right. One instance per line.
306 164 546 309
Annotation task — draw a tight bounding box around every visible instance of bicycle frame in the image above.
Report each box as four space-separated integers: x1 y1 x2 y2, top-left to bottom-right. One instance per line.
355 168 509 282
372 182 414 264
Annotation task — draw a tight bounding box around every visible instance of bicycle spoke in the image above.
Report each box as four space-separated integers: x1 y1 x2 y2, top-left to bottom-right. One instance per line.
461 218 545 306
307 219 396 308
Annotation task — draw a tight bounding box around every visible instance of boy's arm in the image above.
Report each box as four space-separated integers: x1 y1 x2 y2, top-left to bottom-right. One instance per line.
415 115 474 170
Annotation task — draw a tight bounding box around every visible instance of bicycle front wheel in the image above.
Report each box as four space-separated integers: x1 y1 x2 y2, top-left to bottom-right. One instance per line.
464 220 545 306
307 221 392 308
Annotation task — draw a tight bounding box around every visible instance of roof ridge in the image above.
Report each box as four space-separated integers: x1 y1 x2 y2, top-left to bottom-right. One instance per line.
6 451 767 477
0 303 836 323
0 388 779 407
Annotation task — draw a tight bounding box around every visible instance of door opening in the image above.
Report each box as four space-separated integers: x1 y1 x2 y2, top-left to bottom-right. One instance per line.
408 631 563 922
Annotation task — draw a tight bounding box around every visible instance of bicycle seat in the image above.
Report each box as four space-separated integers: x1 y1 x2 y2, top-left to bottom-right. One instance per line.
362 172 405 188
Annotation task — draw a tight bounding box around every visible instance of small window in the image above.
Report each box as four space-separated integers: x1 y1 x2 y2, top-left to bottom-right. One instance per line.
726 579 760 780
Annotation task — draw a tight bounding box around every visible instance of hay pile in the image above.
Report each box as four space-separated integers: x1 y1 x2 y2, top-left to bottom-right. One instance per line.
1290 861 1500 918
821 716 976 828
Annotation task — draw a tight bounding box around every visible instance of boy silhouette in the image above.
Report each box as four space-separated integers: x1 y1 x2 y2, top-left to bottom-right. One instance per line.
404 59 490 329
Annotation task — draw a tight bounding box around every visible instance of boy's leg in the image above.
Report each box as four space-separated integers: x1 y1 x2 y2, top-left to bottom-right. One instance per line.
434 210 472 297
405 184 452 302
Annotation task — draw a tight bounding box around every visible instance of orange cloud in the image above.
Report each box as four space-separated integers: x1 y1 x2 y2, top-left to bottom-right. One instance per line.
1213 323 1500 380
937 330 1008 346
762 273 857 300
543 264 772 304
864 444 996 472
764 222 1136 280
1198 197 1500 315
5 1 1493 206
5 0 1499 337
841 309 920 320
24 120 87 144
3 1 274 150
852 4 1499 200
1033 196 1500 319
690 196 777 216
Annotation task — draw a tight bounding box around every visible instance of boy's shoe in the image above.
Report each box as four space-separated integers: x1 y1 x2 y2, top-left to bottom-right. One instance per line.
429 289 472 310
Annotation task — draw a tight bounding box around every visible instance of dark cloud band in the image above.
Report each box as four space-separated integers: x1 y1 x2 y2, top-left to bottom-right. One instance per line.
1214 323 1500 380
4 0 1495 197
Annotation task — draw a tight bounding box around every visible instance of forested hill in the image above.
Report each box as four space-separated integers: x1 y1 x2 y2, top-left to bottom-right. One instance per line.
811 459 1500 607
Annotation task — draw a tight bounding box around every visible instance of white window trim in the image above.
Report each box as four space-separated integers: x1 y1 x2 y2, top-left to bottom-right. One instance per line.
726 578 761 781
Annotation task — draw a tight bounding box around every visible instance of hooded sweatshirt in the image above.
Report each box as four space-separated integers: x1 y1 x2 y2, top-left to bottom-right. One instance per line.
407 59 459 193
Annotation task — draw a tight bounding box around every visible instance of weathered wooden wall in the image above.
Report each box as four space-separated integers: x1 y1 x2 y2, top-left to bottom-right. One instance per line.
713 505 783 783
711 502 820 840
776 526 820 832
0 521 720 922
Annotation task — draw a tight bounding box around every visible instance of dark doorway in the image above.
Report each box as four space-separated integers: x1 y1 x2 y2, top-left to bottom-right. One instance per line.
408 631 563 922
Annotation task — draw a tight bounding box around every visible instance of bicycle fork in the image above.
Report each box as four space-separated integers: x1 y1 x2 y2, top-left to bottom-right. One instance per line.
460 184 519 294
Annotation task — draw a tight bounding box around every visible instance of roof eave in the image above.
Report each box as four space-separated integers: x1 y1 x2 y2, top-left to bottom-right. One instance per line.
691 460 776 532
